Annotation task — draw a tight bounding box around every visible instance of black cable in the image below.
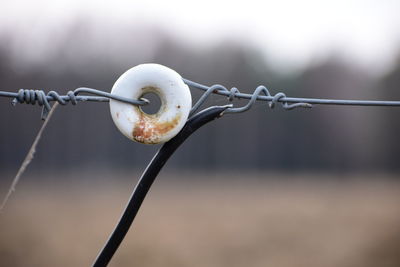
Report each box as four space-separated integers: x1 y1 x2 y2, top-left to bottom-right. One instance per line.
92 106 228 267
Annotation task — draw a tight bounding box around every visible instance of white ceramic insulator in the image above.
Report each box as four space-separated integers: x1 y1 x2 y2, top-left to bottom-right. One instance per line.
109 64 192 144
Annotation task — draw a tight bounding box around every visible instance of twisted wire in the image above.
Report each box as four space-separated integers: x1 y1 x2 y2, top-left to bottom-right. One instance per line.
188 82 312 115
183 79 400 113
1 87 149 120
2 78 400 120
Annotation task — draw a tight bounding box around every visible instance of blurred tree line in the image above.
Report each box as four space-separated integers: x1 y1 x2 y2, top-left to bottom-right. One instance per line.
0 23 399 174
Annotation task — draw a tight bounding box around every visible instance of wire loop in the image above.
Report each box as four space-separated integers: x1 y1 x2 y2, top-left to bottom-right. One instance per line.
187 81 312 115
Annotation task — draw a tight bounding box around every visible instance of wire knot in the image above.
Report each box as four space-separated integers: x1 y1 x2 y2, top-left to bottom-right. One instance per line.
12 89 78 120
221 85 312 113
269 92 312 110
228 87 240 102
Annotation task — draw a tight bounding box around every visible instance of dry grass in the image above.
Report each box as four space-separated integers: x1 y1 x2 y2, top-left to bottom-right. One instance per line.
1 172 400 267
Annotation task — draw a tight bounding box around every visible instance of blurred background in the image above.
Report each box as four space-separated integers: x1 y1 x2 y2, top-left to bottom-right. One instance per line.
0 0 400 266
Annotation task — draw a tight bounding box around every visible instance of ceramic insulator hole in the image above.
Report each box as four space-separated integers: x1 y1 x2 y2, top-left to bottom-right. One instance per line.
140 91 162 115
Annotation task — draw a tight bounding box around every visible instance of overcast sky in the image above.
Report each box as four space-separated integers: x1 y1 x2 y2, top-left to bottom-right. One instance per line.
1 0 400 74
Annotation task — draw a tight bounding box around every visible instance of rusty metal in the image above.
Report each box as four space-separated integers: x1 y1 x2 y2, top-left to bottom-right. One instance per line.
131 109 183 144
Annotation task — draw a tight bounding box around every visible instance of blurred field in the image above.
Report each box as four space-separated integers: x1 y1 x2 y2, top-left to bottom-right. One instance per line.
1 172 400 267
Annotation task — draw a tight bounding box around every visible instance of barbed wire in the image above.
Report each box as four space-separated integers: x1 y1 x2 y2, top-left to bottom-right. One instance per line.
1 79 400 120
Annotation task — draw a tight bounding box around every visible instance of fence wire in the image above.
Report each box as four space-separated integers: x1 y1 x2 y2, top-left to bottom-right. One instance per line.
1 79 400 121
2 77 400 265
1 78 400 211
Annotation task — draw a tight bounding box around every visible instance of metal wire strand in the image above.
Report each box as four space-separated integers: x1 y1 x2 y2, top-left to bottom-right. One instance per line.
2 87 149 120
2 77 400 120
183 79 400 112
